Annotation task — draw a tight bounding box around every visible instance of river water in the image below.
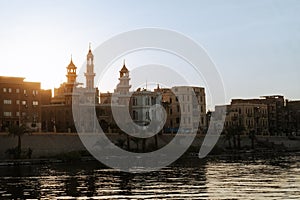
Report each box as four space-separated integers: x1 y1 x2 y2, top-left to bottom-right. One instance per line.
0 153 299 199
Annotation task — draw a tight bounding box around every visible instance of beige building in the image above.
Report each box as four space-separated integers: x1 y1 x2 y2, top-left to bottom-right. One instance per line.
231 95 285 135
216 98 271 136
157 86 206 134
228 101 268 136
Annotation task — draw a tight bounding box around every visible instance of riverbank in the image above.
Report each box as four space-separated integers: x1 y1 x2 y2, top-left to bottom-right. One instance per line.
0 132 299 160
0 148 299 167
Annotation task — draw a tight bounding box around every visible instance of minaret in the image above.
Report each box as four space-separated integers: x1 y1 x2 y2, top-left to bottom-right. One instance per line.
65 55 79 105
66 55 77 84
114 60 132 105
85 43 95 90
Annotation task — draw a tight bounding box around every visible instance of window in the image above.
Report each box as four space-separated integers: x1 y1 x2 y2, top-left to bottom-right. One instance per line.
8 88 12 93
170 108 172 115
145 97 150 105
22 100 27 105
133 110 138 120
16 112 20 117
16 88 20 93
146 111 150 120
176 117 180 124
16 100 20 104
32 101 39 106
32 90 38 96
3 88 7 93
132 98 137 106
24 89 27 95
151 97 156 105
3 100 12 104
177 105 180 112
3 112 12 117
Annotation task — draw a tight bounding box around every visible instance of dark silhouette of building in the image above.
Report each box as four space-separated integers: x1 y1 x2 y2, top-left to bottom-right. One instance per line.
286 100 300 136
0 76 51 131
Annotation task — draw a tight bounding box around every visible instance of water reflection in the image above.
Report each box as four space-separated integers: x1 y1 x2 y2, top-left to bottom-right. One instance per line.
0 154 299 199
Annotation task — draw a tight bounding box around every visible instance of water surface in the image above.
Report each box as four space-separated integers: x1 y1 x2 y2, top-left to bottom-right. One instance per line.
0 153 299 199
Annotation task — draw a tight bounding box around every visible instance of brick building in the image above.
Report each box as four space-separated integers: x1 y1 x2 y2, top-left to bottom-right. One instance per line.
0 76 51 131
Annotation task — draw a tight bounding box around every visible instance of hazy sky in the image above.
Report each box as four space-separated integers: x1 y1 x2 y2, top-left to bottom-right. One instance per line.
0 0 299 106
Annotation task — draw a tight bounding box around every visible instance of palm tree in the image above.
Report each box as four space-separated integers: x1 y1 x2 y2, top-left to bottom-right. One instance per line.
223 129 232 149
8 124 30 158
224 124 245 150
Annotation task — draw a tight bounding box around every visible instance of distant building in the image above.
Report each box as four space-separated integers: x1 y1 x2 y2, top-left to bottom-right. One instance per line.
157 88 181 133
156 86 206 134
130 89 162 126
231 95 285 135
41 45 99 132
0 76 51 131
286 100 300 135
219 101 269 136
113 61 131 105
97 61 132 131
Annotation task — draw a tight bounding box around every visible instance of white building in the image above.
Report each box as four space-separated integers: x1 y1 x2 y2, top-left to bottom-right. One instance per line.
130 89 162 126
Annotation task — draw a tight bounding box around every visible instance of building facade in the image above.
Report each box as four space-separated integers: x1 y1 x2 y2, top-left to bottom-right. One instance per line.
157 86 207 134
130 89 162 126
231 95 286 135
286 100 300 135
0 76 51 131
41 45 99 132
220 101 269 136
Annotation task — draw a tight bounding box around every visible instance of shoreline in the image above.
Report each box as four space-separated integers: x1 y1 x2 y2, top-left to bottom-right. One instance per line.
0 149 299 167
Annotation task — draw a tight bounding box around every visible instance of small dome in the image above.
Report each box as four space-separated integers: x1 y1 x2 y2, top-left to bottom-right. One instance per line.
87 43 94 57
120 60 129 73
67 59 77 69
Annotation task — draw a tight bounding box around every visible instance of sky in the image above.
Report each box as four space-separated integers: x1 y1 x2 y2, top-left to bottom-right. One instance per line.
0 0 299 108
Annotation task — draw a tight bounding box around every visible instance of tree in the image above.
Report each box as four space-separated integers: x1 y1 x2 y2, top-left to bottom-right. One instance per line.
224 124 245 150
8 124 31 158
223 130 232 149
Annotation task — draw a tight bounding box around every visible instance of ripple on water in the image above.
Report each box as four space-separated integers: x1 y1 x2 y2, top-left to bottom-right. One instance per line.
0 154 299 199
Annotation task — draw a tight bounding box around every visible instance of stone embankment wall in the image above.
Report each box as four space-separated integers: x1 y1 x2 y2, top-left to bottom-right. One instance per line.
0 133 299 159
